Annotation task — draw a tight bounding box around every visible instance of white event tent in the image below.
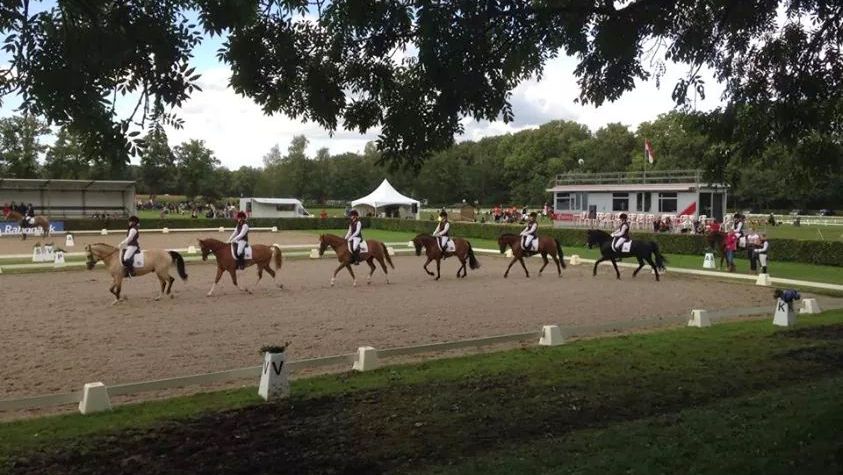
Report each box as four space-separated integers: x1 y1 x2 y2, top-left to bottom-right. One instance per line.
351 179 420 219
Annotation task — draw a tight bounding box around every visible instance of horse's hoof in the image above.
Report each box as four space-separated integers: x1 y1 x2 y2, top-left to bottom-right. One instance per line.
367 281 371 285
170 294 174 299
154 296 161 301
353 281 357 287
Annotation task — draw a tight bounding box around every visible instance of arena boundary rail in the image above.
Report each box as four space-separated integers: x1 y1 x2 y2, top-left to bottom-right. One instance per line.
0 303 802 414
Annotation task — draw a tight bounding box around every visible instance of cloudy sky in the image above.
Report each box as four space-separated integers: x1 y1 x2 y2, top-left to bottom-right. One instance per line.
1 20 726 169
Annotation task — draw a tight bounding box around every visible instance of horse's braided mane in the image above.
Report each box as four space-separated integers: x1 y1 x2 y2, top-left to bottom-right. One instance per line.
499 233 518 238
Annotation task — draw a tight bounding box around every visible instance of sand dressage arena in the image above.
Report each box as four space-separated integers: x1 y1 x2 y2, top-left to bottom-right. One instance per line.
0 251 775 401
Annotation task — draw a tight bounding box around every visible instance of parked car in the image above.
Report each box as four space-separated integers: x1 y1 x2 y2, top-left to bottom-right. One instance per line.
818 209 836 216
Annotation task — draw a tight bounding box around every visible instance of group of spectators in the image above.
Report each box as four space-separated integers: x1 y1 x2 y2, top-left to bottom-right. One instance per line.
137 198 240 219
489 203 553 224
2 201 33 217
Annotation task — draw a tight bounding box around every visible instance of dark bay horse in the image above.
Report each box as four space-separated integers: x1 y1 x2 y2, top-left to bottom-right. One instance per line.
318 234 394 286
497 233 566 278
3 210 50 240
586 229 666 281
198 238 284 295
412 234 480 279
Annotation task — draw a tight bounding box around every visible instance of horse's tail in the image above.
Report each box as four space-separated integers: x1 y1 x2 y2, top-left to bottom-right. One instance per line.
169 251 188 280
381 242 395 269
271 244 284 271
555 238 567 269
652 242 667 270
467 242 480 269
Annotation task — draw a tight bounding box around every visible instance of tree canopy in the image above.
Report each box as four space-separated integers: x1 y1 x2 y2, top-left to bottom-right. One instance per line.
1 1 840 169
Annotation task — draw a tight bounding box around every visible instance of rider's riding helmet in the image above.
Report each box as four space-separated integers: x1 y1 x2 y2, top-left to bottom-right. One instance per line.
128 215 140 224
439 211 448 218
236 211 247 220
349 209 359 218
529 212 537 219
619 213 628 221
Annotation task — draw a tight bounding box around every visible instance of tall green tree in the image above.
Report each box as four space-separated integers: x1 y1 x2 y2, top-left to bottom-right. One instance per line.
0 114 49 178
43 127 89 179
173 140 220 199
139 127 176 194
3 1 840 168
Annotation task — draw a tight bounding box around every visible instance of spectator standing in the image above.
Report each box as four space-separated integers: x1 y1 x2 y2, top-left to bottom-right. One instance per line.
725 230 737 272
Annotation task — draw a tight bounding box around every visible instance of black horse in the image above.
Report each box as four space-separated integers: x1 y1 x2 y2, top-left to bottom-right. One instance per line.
586 229 667 281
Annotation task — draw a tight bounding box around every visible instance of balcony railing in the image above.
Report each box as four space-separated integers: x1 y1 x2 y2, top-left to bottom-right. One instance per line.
553 169 703 186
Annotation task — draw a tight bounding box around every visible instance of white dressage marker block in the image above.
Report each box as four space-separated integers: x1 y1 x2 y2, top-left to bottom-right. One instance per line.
569 254 582 266
703 253 715 269
406 241 414 248
505 249 514 258
258 351 290 401
387 247 396 256
538 325 564 346
271 226 278 232
31 246 43 263
187 245 197 254
309 249 320 259
773 299 797 327
688 309 711 328
352 346 379 372
218 226 225 232
100 228 108 235
65 234 75 247
78 382 112 415
162 227 170 234
0 266 4 274
54 251 66 267
800 298 821 315
756 273 771 286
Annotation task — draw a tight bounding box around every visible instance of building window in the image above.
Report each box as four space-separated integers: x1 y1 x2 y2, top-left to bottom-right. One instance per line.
636 192 651 212
555 193 572 211
555 192 587 211
612 193 629 211
275 204 296 211
658 192 678 213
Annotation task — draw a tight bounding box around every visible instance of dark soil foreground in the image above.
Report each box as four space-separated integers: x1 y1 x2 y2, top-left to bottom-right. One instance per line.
4 321 843 475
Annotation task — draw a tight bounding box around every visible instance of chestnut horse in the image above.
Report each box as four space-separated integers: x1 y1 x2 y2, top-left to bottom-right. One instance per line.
3 210 50 240
318 234 394 286
412 234 480 279
497 233 566 278
198 238 284 296
85 243 188 305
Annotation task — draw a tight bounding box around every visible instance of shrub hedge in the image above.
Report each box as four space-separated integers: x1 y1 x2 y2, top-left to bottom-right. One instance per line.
369 219 843 267
63 217 356 232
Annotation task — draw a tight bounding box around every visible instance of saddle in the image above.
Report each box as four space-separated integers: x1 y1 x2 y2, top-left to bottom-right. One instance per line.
521 237 539 252
123 252 144 268
613 241 632 253
231 243 253 260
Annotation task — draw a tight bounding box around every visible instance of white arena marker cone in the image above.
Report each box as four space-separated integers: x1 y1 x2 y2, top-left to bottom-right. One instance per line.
54 251 66 268
78 382 112 415
100 228 108 236
387 246 396 256
258 350 290 401
65 233 75 247
406 241 414 248
756 273 771 286
187 245 197 254
0 266 4 274
688 309 711 328
569 254 581 266
218 226 225 233
800 298 822 315
309 249 320 259
271 226 278 232
773 298 797 327
538 325 564 346
352 346 379 372
162 227 170 234
505 249 514 258
702 252 715 269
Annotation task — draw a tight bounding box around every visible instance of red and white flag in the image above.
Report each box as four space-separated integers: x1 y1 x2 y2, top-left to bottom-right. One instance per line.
644 139 655 164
